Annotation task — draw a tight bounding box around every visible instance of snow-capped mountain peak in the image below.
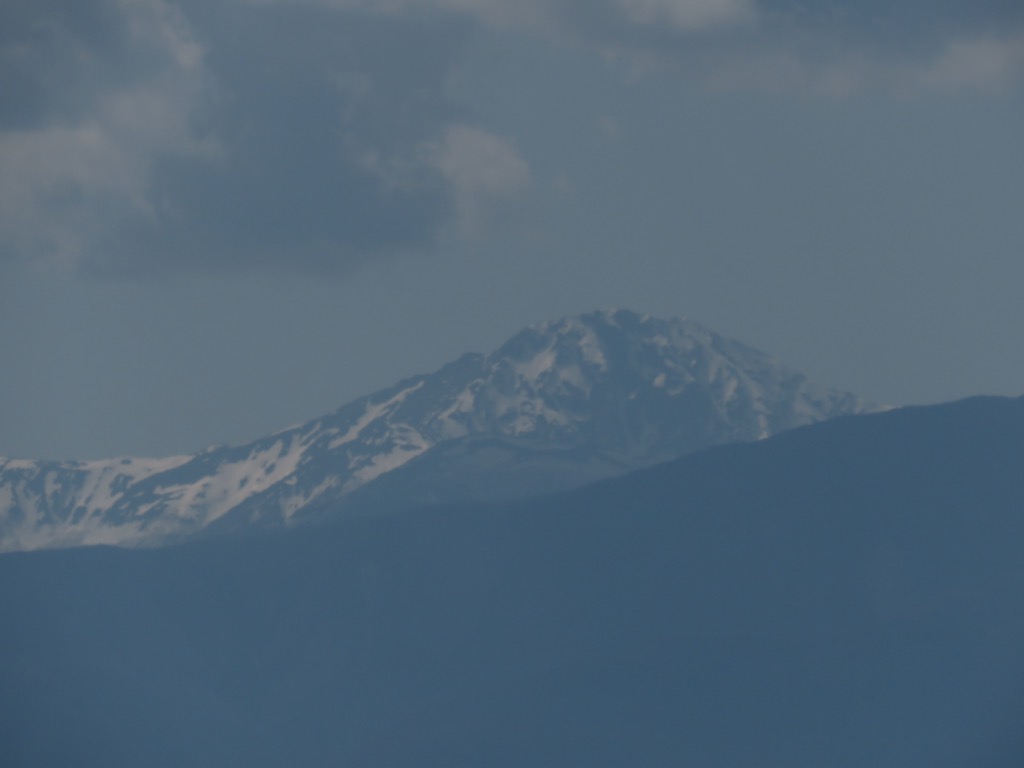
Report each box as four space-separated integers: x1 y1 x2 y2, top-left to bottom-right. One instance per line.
0 310 874 551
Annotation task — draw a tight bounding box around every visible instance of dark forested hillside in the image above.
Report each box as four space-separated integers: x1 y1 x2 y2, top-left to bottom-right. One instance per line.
2 396 1023 767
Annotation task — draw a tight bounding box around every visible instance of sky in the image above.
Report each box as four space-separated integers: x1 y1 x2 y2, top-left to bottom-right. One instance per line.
2 0 1023 461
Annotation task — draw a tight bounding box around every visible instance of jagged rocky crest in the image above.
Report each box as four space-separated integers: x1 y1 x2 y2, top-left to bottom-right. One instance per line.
0 309 875 551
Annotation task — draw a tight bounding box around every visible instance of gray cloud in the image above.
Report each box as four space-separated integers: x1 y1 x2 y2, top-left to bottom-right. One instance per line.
3 0 1021 275
545 0 1024 93
0 0 212 270
422 123 531 239
270 0 1024 93
701 1 1024 94
89 2 465 274
0 0 533 274
0 0 178 130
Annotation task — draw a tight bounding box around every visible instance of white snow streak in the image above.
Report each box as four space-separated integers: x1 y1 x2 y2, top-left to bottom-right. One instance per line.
329 381 424 450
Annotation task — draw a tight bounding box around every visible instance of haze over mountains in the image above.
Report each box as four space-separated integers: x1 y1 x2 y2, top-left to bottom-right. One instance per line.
2 394 1022 767
0 309 872 552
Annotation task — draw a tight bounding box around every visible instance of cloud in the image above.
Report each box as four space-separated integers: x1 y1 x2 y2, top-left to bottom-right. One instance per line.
3 0 1021 275
0 0 213 271
239 0 1024 94
423 124 531 239
913 33 1024 91
544 0 1024 94
0 0 532 275
614 0 754 30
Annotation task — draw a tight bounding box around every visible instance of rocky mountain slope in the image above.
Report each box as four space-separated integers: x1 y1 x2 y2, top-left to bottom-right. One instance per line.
0 309 874 550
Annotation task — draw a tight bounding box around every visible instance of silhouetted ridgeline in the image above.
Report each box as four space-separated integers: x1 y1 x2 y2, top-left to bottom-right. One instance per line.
1 396 1023 766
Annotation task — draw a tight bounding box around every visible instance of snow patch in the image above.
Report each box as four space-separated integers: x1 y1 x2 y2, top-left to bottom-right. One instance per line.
517 347 557 383
329 381 425 450
152 438 308 525
343 428 431 492
577 326 608 370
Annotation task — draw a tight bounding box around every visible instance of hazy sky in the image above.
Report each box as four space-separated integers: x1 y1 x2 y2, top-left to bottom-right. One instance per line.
2 0 1023 460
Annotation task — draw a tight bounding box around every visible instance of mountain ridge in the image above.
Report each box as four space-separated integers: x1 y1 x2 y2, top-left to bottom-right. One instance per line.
2 393 1022 766
0 308 874 551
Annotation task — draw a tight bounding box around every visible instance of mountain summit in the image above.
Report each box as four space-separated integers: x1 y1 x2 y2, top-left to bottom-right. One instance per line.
0 309 874 551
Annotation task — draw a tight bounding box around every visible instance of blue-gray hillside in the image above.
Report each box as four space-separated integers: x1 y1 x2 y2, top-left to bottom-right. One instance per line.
1 395 1022 767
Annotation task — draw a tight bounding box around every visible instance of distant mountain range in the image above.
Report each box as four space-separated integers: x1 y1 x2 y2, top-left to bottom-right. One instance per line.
0 309 874 551
3 395 1022 766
